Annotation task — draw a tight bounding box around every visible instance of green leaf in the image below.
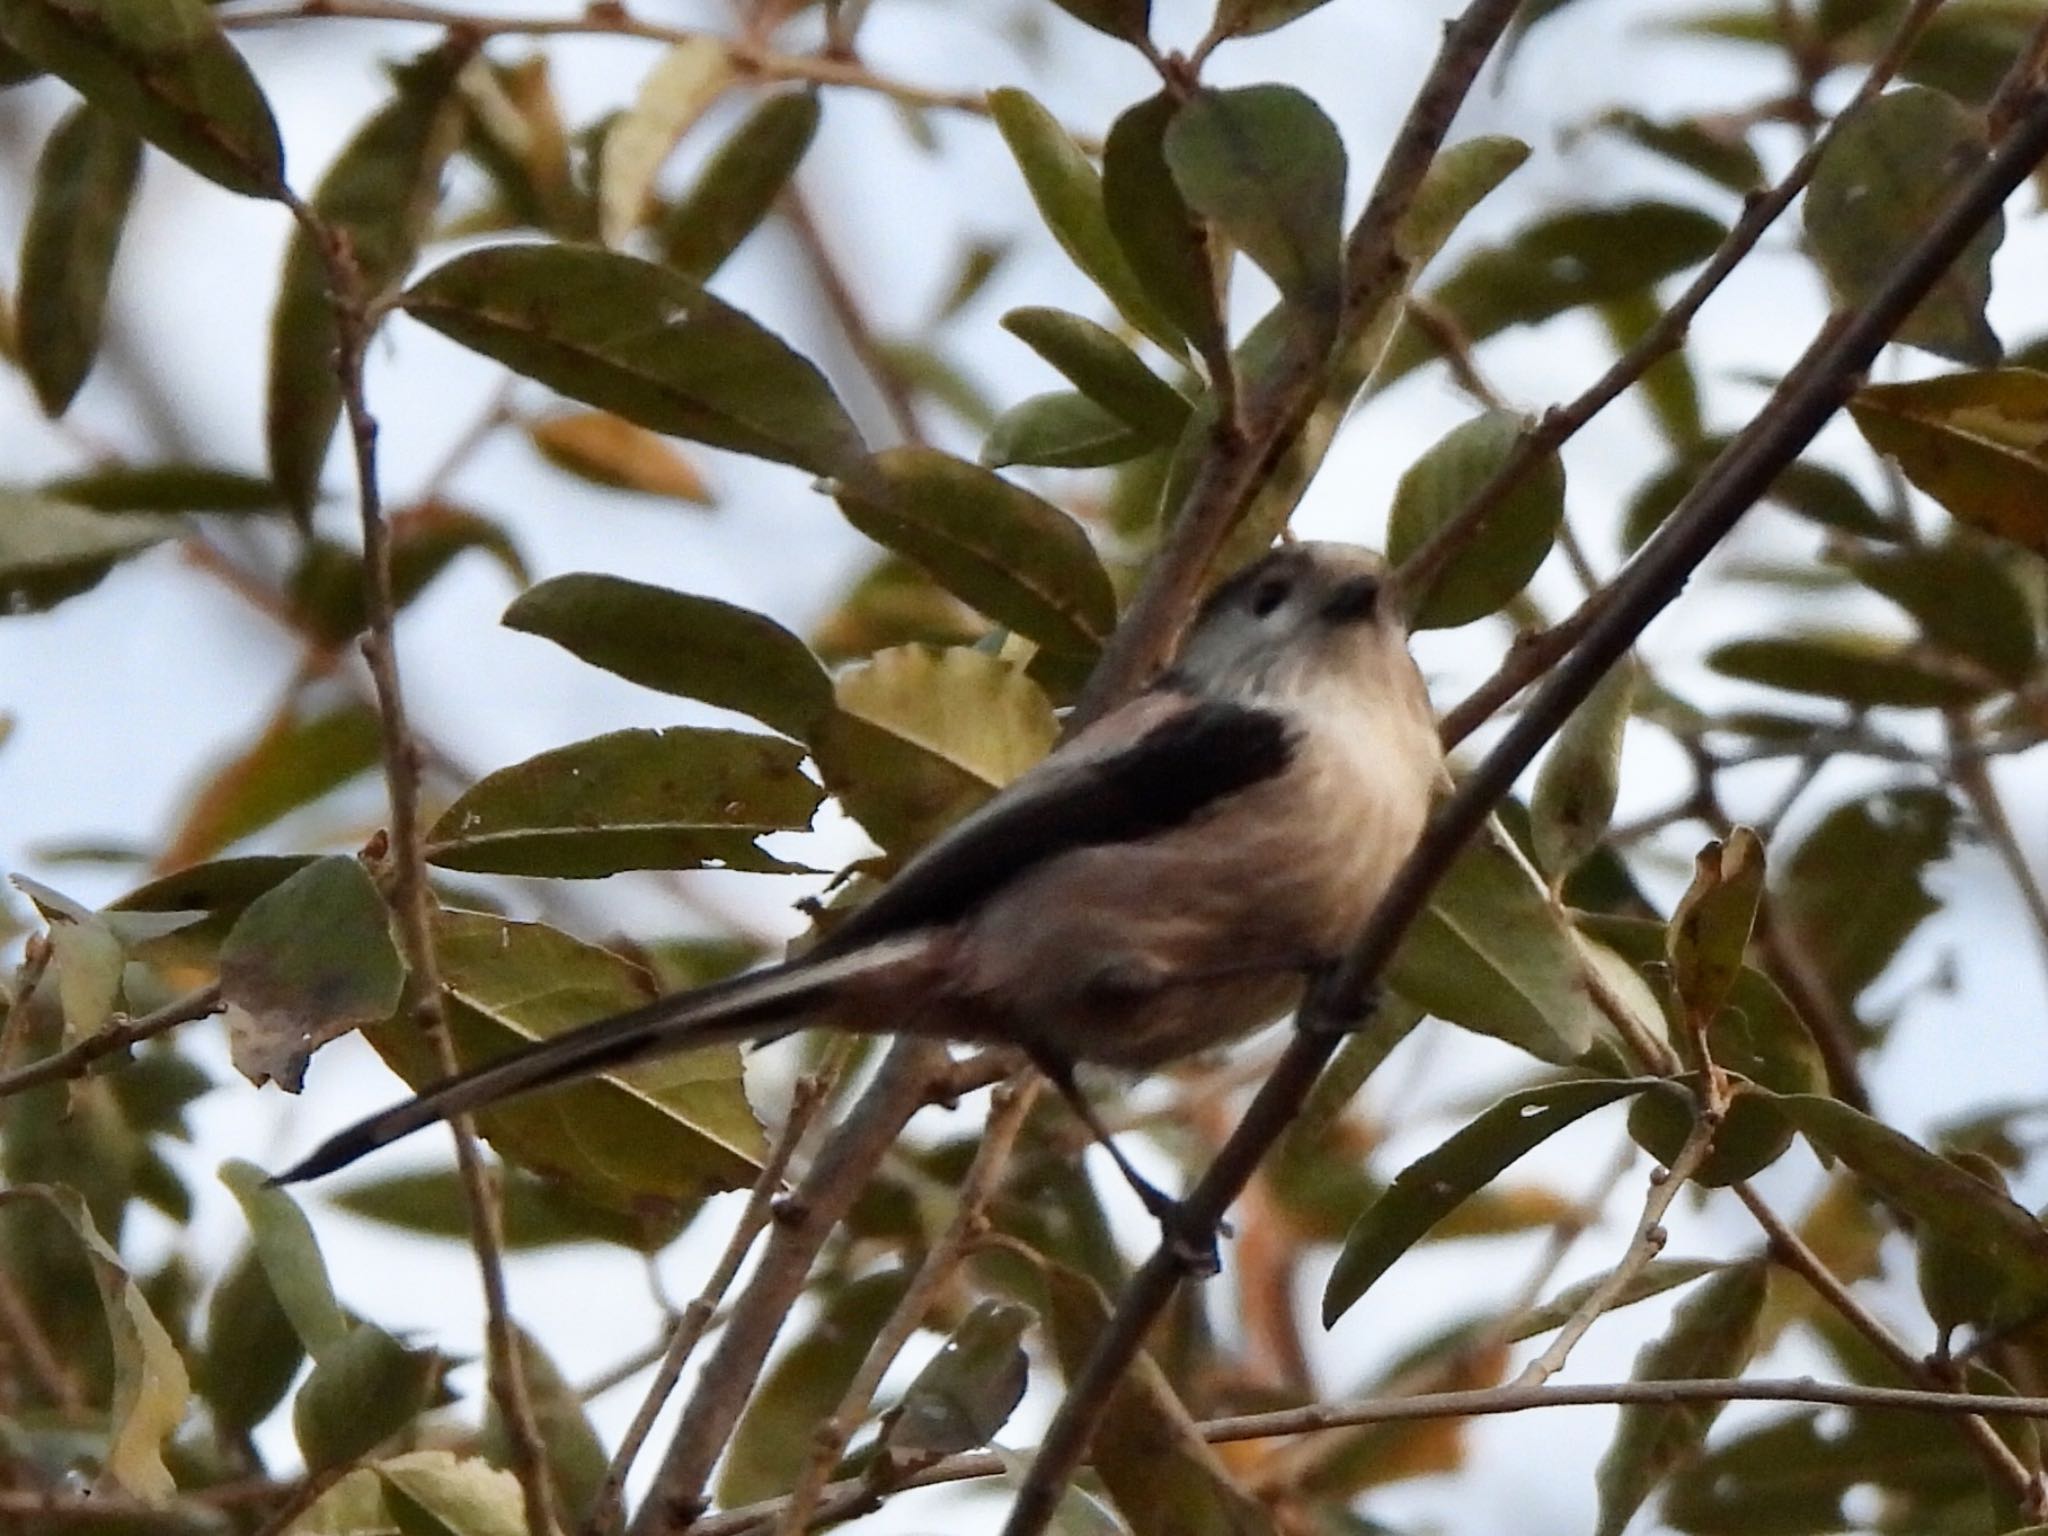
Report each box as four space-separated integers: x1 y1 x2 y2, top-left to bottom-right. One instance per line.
1531 655 1636 880
836 446 1116 655
1385 410 1566 629
719 1269 913 1506
1210 0 1340 38
1377 201 1725 386
1594 1260 1768 1536
1918 1151 2024 1350
982 390 1155 469
1592 109 1763 194
161 698 384 868
218 1159 351 1359
1850 368 2048 556
330 1164 679 1251
217 855 406 1091
1102 92 1223 356
361 910 762 1227
1322 1078 1662 1325
425 727 822 878
0 0 284 198
1778 1095 2048 1330
400 244 867 478
107 854 316 967
1709 631 1993 709
43 463 283 513
597 36 731 248
1047 0 1150 41
293 1322 444 1471
17 105 141 416
1387 817 1611 1064
0 1184 191 1501
268 43 474 519
1842 540 2040 684
503 574 833 743
195 1246 305 1434
1508 1258 1730 1343
1001 306 1191 437
0 490 171 614
1805 86 2001 365
987 87 1183 353
813 645 1057 855
884 1299 1033 1460
1165 84 1346 313
1585 910 1825 1186
660 89 820 280
288 504 529 646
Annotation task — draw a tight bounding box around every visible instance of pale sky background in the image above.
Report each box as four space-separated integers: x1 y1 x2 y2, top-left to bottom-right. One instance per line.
2 1 2046 1530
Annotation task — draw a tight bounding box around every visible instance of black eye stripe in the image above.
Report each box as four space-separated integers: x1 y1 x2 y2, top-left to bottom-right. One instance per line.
1250 579 1291 617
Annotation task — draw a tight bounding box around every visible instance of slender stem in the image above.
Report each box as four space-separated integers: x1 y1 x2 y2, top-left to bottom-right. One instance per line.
588 1056 845 1536
1736 1182 2044 1511
782 190 927 448
0 982 224 1102
1516 1105 1717 1388
688 1374 2048 1535
223 0 1001 118
772 1075 1040 1535
284 192 560 1536
1949 724 2048 994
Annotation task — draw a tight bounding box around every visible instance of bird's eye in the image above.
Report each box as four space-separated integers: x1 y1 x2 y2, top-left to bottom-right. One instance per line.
1250 578 1291 618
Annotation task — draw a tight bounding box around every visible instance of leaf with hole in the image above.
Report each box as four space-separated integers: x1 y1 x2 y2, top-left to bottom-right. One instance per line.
425 726 821 878
217 855 405 1091
1324 1078 1664 1325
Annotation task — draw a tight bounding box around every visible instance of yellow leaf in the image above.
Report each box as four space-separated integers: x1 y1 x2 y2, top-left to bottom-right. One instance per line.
530 412 714 505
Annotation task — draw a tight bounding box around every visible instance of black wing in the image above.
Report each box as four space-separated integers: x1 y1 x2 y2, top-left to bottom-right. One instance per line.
813 694 1295 957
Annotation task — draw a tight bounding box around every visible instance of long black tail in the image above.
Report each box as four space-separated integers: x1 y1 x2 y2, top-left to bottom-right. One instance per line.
272 935 932 1186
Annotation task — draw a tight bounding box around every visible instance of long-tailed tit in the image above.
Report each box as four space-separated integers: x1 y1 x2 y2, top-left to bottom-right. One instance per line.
277 543 1443 1203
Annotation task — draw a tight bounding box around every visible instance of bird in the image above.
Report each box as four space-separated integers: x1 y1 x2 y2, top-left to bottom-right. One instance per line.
275 542 1443 1215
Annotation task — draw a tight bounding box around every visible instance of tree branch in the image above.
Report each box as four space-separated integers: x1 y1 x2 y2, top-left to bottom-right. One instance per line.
0 982 222 1102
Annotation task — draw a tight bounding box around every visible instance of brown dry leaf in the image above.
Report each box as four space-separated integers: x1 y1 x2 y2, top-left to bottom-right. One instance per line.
529 411 714 505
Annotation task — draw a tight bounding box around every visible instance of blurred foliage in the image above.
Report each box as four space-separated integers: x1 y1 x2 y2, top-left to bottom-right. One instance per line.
3 1 2048 1535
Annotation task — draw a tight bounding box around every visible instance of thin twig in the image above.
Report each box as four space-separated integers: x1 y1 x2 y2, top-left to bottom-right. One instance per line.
629 1040 956 1535
690 1374 2048 1535
1736 1181 2045 1512
223 0 998 118
0 1262 85 1415
773 1075 1041 1536
587 1055 845 1536
1517 1103 1718 1387
0 982 223 1102
782 190 927 447
1006 55 2048 1535
284 192 560 1536
1949 722 2048 994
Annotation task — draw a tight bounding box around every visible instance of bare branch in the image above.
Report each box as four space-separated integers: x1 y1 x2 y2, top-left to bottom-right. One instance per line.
0 982 222 1102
